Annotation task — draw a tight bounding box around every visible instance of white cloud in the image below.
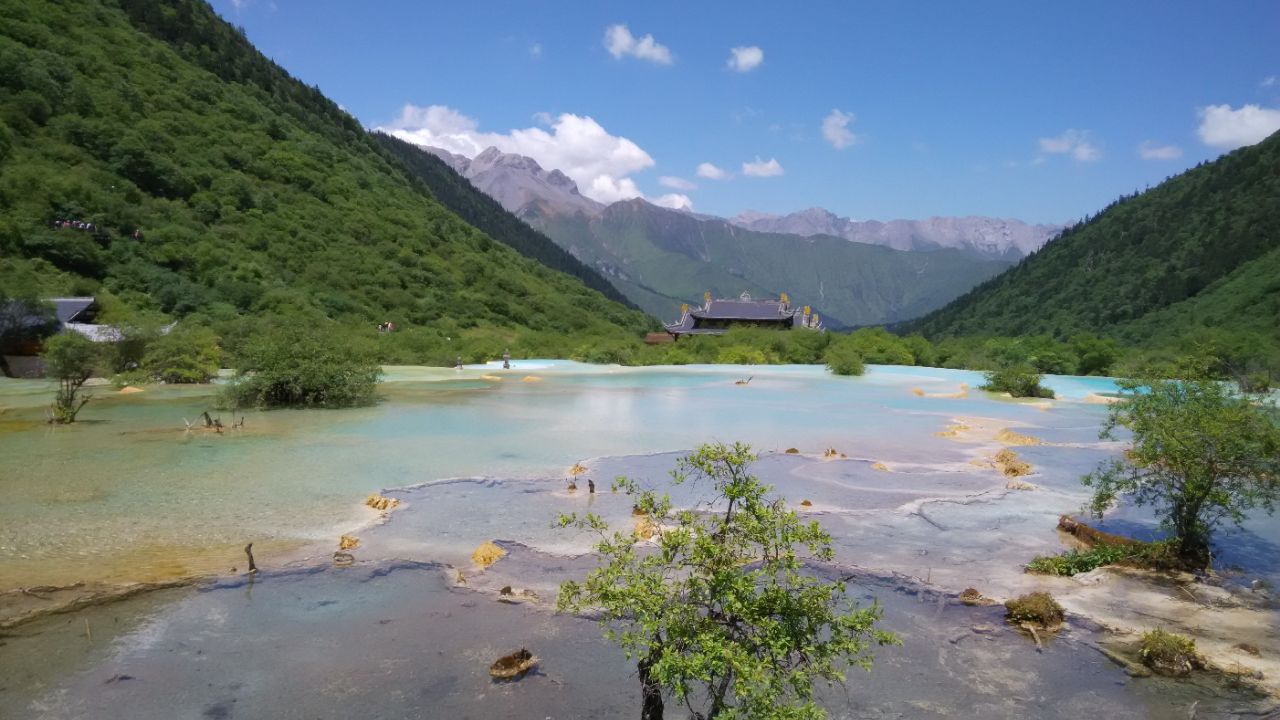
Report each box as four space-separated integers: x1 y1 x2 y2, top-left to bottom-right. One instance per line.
1037 129 1101 162
531 111 553 126
653 193 693 210
604 24 673 65
659 176 696 190
742 157 784 177
529 43 542 59
727 46 763 73
381 104 654 203
1262 76 1277 88
1137 140 1183 160
696 162 730 180
821 109 858 149
1197 104 1280 149
588 175 644 204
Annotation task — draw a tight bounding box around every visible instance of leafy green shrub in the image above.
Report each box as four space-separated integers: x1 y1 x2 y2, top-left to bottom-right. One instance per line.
42 331 103 423
1026 541 1177 576
823 337 865 376
716 345 768 364
219 325 380 409
1139 629 1201 675
981 366 1055 398
1004 591 1065 626
142 326 221 383
845 327 914 365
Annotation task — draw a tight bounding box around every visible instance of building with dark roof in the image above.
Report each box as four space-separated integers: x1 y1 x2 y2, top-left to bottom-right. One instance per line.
2 297 126 377
662 291 824 338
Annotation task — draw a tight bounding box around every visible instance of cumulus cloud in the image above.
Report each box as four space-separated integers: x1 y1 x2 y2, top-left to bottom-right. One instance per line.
1137 140 1182 160
821 109 858 149
529 43 542 59
1197 104 1280 149
588 175 644 204
1262 76 1277 88
1038 129 1101 162
604 24 673 64
727 46 763 73
653 193 693 210
381 104 654 203
696 162 730 180
742 157 784 177
659 176 696 190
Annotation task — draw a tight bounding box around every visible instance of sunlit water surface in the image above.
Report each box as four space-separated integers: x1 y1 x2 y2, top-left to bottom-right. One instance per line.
2 362 1276 718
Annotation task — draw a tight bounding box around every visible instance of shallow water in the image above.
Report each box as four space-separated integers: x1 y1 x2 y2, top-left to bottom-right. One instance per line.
4 559 1269 719
0 362 1118 589
2 362 1278 717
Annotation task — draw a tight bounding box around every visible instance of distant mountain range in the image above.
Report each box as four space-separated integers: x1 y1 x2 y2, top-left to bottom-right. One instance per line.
400 143 1050 326
422 146 604 218
530 198 1013 328
729 209 1061 260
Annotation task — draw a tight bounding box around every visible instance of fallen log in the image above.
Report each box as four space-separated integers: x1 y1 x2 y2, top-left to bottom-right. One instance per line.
1057 515 1143 548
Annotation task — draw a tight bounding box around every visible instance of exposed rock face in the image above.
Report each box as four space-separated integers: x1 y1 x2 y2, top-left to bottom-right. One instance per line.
731 207 1062 259
421 146 603 219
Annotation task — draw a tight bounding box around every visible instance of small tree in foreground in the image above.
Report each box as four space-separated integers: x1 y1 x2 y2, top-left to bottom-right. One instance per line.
42 331 101 423
557 443 897 719
1083 377 1280 568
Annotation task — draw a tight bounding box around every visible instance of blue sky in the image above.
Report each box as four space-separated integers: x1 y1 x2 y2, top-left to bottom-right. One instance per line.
214 0 1279 224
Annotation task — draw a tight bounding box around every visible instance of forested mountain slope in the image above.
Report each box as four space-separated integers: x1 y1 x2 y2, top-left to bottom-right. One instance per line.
909 132 1280 345
371 132 633 307
530 199 1012 328
0 0 648 339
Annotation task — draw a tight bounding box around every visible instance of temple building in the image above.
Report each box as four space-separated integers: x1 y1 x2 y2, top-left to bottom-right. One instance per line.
661 291 824 339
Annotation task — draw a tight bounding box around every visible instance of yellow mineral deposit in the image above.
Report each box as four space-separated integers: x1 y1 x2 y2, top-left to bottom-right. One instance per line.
634 516 659 540
569 462 588 476
871 462 890 472
916 384 969 399
935 422 970 438
480 374 503 381
799 499 813 507
995 428 1044 446
784 448 800 454
118 386 145 394
339 535 359 550
1005 478 1036 490
472 540 506 568
994 448 1033 478
822 448 844 459
521 376 543 383
364 493 401 511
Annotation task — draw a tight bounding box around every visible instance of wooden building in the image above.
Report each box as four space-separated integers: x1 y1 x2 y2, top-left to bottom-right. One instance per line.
662 291 823 339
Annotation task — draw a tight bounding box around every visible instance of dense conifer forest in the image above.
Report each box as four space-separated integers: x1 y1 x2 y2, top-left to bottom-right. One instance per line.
0 0 650 365
909 132 1280 353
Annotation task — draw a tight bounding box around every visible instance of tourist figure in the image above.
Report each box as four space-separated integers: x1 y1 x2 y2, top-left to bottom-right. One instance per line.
455 355 463 369
587 479 595 494
502 348 511 370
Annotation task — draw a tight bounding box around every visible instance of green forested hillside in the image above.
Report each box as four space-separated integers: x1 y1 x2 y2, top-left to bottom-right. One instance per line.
0 0 648 354
529 199 1012 328
371 132 635 308
909 131 1280 347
